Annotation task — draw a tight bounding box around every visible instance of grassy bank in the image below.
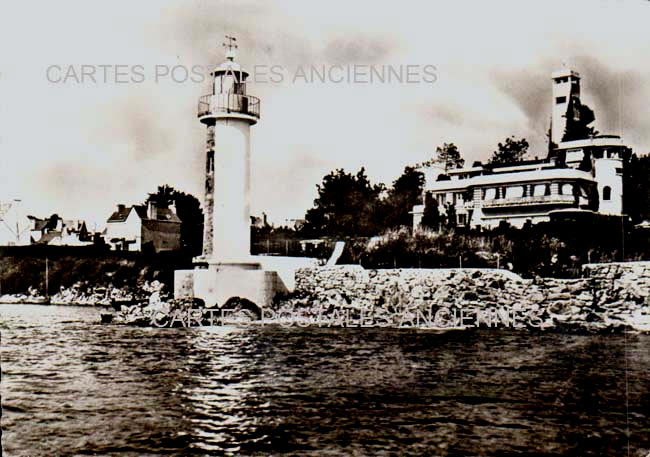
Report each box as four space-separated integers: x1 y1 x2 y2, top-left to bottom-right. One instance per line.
340 218 650 278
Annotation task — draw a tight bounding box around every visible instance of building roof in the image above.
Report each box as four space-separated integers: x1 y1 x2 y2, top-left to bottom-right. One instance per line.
556 136 624 150
551 68 580 79
212 59 249 78
426 167 595 192
107 205 137 223
142 219 181 232
107 205 181 223
155 207 181 223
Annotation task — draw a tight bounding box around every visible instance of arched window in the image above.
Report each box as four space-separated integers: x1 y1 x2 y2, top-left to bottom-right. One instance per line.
603 186 611 201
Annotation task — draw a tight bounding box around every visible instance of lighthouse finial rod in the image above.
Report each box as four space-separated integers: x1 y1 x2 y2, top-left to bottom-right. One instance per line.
223 35 238 60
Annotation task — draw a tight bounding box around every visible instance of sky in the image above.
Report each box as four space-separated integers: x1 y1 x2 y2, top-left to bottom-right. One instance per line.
1 0 650 229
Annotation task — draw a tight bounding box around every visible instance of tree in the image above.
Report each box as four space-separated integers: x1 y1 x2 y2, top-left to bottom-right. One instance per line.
444 202 456 229
489 136 529 165
145 185 204 255
435 143 465 171
147 185 175 206
416 143 465 171
562 97 598 142
420 192 441 231
303 168 385 237
383 166 425 229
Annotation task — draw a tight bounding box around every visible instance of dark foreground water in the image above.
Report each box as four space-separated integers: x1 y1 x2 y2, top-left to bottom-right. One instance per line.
1 305 649 457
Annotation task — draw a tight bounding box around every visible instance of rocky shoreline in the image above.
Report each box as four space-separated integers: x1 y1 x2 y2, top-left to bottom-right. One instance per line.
100 262 650 333
5 262 650 333
0 280 169 307
280 263 650 333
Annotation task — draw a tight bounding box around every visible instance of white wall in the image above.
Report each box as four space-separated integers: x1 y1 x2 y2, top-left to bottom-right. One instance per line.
593 158 623 215
106 209 142 251
211 118 252 262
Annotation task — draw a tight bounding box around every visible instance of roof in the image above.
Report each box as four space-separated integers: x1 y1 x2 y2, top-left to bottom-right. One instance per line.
107 205 181 223
551 68 580 79
557 136 624 150
212 59 249 78
142 219 181 233
107 205 134 223
426 167 595 192
155 207 181 223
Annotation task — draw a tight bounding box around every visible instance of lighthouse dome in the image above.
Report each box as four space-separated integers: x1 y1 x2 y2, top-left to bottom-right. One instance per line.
212 59 249 78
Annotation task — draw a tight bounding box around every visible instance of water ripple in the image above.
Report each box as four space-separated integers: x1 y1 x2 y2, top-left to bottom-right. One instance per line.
2 304 650 456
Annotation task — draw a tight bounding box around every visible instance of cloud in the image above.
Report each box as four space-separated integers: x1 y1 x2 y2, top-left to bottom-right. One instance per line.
2 0 650 228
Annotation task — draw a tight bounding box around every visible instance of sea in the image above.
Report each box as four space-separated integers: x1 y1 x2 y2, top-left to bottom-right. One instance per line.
1 304 649 456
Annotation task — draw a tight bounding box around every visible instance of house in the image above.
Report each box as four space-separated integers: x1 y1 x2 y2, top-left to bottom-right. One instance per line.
28 215 91 246
413 68 628 230
105 200 181 252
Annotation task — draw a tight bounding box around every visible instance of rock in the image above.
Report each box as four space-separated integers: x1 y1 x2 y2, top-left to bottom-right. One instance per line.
547 293 572 301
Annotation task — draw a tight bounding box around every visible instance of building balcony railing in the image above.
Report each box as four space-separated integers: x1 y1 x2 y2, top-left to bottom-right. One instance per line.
481 194 575 208
197 93 260 119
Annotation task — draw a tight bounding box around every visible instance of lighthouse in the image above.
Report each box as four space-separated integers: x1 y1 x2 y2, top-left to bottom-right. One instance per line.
198 35 260 265
175 37 283 308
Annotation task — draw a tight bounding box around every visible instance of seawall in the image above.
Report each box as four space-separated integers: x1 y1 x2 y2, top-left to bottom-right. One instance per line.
285 262 650 331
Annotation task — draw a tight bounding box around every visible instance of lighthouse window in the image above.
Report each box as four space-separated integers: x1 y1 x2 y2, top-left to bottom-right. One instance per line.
556 96 566 104
603 186 611 201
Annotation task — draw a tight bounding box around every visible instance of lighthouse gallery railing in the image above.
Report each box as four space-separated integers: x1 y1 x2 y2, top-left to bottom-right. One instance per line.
198 93 260 119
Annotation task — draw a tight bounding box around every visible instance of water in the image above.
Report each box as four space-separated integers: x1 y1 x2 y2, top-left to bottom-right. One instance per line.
1 304 649 457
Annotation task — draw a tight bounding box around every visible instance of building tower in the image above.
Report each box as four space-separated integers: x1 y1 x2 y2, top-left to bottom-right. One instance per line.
551 67 581 146
197 35 261 265
175 37 285 308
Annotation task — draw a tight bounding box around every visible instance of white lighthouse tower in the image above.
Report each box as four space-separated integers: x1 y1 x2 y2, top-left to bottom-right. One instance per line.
198 35 260 265
175 37 282 308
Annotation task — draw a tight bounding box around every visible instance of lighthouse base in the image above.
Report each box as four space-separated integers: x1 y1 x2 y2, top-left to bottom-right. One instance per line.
174 261 287 308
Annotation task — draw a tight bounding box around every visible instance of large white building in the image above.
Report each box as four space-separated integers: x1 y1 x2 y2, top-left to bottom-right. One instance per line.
413 68 628 230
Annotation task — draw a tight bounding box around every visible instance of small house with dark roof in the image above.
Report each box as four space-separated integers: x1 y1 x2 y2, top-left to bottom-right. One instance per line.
106 200 181 252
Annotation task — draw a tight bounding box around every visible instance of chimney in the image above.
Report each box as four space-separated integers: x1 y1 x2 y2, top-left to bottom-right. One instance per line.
117 204 125 212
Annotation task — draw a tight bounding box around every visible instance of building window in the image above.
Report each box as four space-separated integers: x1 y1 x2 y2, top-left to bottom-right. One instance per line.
603 186 611 201
458 214 467 225
555 96 566 104
545 184 552 196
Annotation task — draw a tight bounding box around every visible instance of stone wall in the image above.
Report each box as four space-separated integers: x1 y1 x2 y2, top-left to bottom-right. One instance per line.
288 263 650 331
